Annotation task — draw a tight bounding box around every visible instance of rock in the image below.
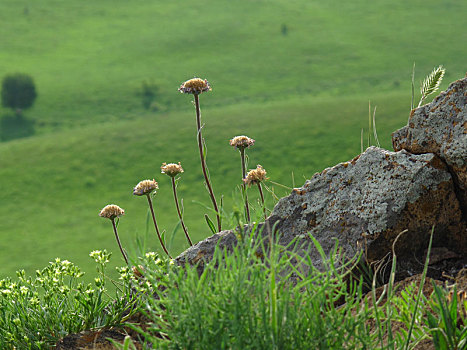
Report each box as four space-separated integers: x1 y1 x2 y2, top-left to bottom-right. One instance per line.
392 77 467 217
271 146 465 272
176 229 239 275
177 147 466 277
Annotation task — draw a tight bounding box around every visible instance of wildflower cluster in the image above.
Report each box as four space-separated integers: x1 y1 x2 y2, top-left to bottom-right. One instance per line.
178 78 211 94
89 249 111 266
161 162 184 177
244 164 268 186
230 135 255 150
133 179 158 196
98 77 271 262
0 253 136 348
99 204 124 219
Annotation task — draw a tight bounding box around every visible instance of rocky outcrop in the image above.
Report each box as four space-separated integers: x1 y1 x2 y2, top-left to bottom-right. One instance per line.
271 147 465 268
177 147 466 276
392 77 467 217
177 76 467 278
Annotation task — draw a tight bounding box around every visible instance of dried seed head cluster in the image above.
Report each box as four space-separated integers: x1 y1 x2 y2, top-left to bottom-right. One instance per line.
244 165 268 186
133 179 159 196
229 135 255 150
99 204 125 220
178 78 211 94
161 162 184 177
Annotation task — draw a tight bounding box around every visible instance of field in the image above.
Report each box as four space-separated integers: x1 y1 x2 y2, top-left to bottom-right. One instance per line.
0 0 466 280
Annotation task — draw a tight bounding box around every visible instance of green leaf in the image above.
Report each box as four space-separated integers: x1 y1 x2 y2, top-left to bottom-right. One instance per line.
204 214 216 234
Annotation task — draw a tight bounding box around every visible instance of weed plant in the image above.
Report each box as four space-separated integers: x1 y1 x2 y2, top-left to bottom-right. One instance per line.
0 250 138 348
425 284 467 350
128 226 404 349
118 225 465 350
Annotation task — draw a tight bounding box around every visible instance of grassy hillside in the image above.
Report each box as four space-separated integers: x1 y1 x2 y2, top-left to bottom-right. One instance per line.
0 91 412 279
0 0 465 280
0 0 465 133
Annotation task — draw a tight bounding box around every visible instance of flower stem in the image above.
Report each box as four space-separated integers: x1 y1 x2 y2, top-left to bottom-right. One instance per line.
240 148 250 222
172 177 193 246
146 194 171 258
194 93 221 232
257 182 267 220
111 219 129 265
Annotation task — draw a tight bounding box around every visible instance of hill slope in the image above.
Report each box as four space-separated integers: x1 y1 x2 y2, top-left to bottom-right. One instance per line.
0 92 411 278
0 0 465 133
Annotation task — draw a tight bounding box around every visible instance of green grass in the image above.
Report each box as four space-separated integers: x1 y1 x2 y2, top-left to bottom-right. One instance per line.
0 0 465 280
123 226 467 349
0 91 410 279
2 228 465 349
0 0 465 132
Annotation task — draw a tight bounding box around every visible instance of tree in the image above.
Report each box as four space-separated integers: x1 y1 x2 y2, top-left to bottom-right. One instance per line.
1 73 37 116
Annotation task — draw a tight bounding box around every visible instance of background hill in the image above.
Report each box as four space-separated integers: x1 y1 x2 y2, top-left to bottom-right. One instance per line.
0 0 465 280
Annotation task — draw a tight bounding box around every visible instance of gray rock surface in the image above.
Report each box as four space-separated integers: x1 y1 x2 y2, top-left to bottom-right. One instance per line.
392 77 467 216
177 147 466 274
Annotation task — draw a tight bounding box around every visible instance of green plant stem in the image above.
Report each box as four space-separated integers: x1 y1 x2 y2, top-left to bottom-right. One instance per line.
240 148 251 222
171 177 193 246
257 182 267 220
146 194 171 258
404 226 435 350
194 93 221 232
111 219 129 265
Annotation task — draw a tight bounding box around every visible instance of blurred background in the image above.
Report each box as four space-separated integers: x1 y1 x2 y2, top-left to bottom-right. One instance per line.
0 0 465 281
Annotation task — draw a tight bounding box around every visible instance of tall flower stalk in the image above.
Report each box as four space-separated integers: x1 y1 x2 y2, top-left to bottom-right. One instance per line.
133 179 171 258
230 135 255 222
161 162 193 246
99 204 128 265
179 78 221 232
244 165 269 220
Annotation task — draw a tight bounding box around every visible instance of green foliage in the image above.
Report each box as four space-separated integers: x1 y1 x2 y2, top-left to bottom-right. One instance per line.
0 0 465 129
1 73 37 113
425 284 467 350
139 80 160 111
0 0 466 278
0 250 137 349
135 232 374 349
0 93 408 280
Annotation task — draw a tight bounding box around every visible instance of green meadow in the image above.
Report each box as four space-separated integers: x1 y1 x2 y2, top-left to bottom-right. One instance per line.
0 0 465 280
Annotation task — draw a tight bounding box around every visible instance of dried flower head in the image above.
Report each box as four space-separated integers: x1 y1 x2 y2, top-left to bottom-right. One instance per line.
178 78 211 94
244 165 268 186
161 162 184 177
99 204 125 220
230 135 255 150
132 265 145 279
133 179 159 196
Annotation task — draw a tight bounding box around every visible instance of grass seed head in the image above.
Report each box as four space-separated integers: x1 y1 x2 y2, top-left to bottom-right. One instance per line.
161 162 184 177
230 135 255 150
99 204 125 220
178 78 211 94
244 165 268 186
133 179 159 196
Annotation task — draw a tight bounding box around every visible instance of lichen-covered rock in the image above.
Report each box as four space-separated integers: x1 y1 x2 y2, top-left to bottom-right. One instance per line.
392 77 467 216
270 146 465 272
177 147 465 276
176 229 238 274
